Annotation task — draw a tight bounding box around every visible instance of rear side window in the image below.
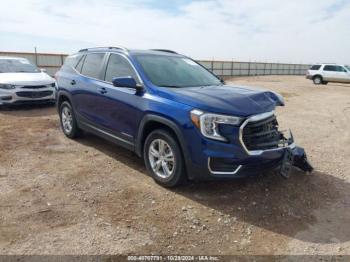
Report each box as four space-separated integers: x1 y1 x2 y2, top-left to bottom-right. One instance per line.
104 54 138 83
323 65 337 71
324 65 347 72
81 53 105 79
310 65 321 70
75 55 85 73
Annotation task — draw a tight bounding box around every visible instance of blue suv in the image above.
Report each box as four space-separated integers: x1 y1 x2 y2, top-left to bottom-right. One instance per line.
56 47 313 187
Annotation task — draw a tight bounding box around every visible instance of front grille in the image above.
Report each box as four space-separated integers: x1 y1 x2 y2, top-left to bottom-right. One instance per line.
21 83 55 89
16 91 53 98
242 114 290 151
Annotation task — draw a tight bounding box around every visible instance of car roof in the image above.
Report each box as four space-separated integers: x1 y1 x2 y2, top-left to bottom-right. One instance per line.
75 47 183 57
311 63 347 67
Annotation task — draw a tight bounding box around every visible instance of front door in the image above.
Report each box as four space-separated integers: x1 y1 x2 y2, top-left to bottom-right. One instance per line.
335 66 350 83
92 53 145 142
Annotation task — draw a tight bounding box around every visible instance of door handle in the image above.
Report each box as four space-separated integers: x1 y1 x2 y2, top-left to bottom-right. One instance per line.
98 87 107 94
70 80 76 85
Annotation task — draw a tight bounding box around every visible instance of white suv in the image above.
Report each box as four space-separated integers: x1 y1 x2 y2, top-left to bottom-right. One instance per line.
306 64 350 85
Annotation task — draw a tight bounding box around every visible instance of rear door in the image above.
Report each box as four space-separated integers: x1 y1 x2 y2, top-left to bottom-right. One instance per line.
322 65 338 81
72 52 107 124
56 54 84 95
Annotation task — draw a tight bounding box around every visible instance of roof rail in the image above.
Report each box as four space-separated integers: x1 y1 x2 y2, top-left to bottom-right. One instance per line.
79 46 128 52
150 49 178 54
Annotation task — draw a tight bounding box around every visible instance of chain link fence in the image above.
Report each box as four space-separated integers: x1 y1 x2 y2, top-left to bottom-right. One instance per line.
198 60 310 77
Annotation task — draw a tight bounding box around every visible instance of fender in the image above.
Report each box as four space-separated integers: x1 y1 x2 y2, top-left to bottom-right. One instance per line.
56 90 74 112
135 114 193 178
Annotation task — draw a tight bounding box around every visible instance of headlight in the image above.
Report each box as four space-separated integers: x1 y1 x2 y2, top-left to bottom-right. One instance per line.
0 84 15 89
190 109 243 142
273 92 285 106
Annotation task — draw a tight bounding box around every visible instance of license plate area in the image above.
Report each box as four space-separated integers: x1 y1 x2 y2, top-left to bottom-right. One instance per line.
280 148 294 178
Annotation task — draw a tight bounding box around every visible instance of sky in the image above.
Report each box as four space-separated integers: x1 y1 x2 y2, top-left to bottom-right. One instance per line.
0 0 349 64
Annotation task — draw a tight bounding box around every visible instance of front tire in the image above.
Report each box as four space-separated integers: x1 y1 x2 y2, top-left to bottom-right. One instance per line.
144 129 186 187
313 76 323 85
59 101 82 138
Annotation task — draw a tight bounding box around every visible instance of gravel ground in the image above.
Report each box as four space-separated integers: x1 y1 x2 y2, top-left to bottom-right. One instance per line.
0 76 349 256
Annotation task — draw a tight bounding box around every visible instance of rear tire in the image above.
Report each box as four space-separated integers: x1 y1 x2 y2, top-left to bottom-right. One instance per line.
59 101 82 139
313 76 323 85
144 129 186 187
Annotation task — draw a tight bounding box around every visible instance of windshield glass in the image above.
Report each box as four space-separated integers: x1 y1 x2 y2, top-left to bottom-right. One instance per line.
0 59 39 73
134 54 221 88
345 65 350 71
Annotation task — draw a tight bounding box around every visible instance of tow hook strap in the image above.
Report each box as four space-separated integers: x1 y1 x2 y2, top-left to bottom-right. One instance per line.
292 146 314 173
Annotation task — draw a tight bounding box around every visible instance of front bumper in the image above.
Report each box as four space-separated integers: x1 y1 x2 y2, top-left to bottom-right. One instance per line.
188 145 295 180
0 87 56 105
184 112 312 181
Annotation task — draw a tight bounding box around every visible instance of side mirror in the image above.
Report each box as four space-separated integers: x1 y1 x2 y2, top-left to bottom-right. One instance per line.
40 68 47 73
217 76 225 84
112 76 143 91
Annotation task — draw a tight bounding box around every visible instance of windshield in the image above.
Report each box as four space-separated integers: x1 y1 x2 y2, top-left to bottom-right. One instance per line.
345 65 350 71
0 59 39 73
134 54 221 88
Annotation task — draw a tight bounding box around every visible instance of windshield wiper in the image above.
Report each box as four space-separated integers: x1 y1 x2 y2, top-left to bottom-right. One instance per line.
160 85 181 88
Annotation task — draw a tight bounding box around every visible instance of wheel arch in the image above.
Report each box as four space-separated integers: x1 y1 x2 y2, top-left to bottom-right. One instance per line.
57 91 73 112
312 74 323 80
136 114 192 178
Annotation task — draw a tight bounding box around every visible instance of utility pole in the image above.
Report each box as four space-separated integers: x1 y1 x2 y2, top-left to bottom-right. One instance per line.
34 47 38 66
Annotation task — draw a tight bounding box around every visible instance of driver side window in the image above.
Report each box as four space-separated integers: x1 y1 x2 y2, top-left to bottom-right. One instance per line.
104 54 138 83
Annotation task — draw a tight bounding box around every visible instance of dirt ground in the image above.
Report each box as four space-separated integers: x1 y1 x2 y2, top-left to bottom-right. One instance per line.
0 75 349 256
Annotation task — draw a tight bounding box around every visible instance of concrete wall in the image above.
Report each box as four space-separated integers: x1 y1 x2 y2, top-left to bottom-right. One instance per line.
0 51 310 77
0 51 67 76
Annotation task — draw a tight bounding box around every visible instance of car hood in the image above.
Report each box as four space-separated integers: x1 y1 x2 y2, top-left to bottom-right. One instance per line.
0 72 54 85
158 85 284 117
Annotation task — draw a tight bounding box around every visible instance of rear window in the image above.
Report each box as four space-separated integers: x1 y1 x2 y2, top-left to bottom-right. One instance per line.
310 65 321 70
62 54 83 72
81 53 105 79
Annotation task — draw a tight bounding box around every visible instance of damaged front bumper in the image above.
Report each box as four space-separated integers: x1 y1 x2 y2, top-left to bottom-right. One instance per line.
238 112 314 178
186 111 314 181
280 146 314 178
204 127 314 179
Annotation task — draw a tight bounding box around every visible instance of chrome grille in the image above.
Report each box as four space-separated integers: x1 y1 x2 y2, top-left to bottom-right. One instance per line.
240 112 291 154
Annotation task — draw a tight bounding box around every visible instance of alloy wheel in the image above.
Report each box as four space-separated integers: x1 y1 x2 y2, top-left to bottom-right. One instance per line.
61 106 73 134
148 139 176 179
